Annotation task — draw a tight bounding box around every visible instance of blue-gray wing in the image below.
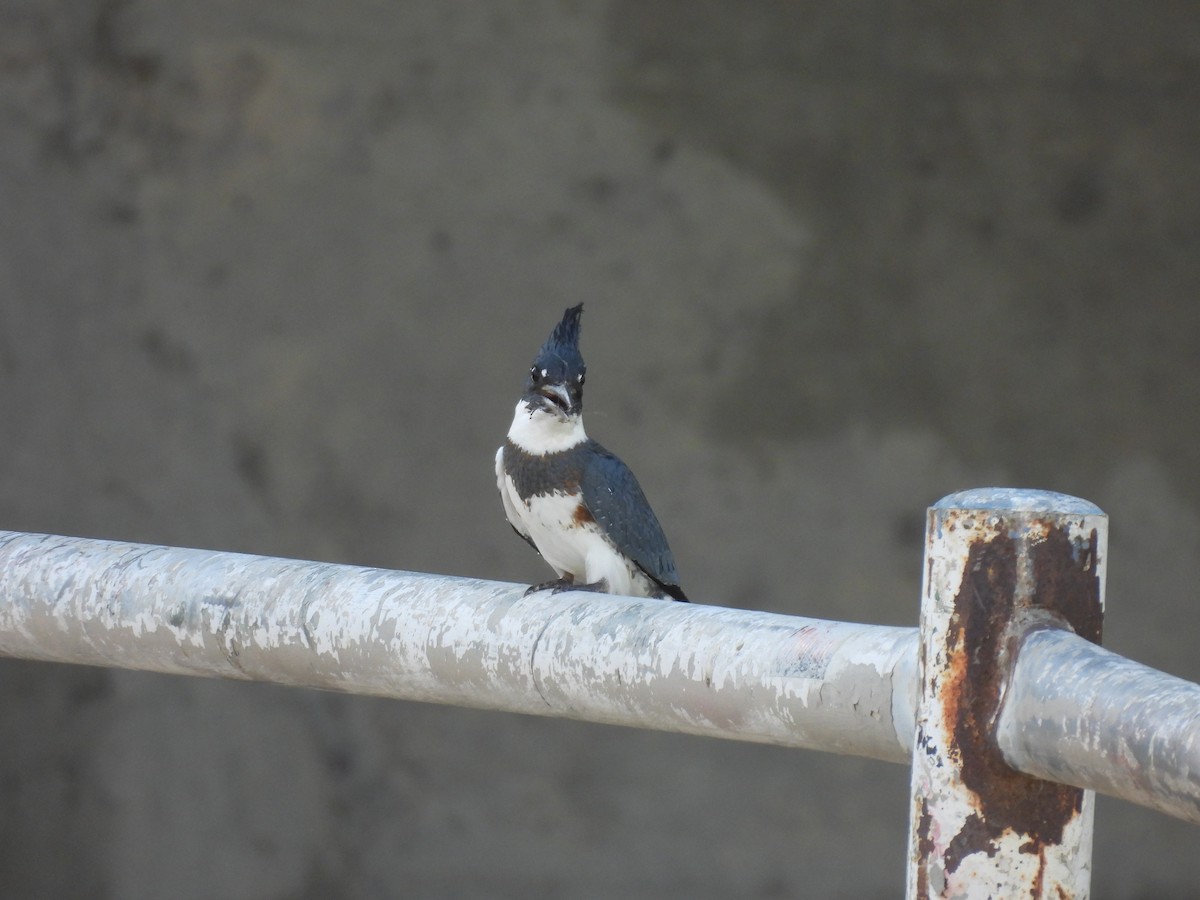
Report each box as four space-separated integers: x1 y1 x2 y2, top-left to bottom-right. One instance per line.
579 442 687 601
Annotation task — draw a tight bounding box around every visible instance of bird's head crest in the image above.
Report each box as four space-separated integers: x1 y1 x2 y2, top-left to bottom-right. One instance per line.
530 303 585 382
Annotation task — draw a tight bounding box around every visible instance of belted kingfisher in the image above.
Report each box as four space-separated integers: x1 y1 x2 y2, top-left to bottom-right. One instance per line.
495 304 688 601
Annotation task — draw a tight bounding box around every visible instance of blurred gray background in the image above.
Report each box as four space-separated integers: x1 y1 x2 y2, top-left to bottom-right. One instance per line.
2 2 1198 897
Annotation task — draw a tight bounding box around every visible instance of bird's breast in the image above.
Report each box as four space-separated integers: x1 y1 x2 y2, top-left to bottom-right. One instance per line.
512 487 600 572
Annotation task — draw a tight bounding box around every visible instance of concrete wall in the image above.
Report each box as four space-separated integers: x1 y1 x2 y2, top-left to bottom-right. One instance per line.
1 2 1197 896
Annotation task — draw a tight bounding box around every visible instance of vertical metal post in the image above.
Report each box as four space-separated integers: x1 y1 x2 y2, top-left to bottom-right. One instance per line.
906 489 1106 900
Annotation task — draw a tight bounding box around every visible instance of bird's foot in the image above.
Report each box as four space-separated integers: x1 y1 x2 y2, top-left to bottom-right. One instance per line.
524 577 574 596
524 577 610 596
567 578 610 594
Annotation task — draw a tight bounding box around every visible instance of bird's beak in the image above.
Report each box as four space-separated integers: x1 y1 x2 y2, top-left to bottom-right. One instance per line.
529 383 576 419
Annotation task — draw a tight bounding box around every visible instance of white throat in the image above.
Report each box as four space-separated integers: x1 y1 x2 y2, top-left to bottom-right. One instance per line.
507 400 587 455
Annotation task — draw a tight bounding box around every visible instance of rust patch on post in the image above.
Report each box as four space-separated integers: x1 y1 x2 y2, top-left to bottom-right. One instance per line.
1031 526 1103 646
941 522 1100 874
1031 845 1047 898
944 811 997 874
914 800 934 900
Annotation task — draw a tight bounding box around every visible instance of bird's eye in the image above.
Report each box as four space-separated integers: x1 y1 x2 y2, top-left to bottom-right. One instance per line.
577 373 585 384
530 366 540 383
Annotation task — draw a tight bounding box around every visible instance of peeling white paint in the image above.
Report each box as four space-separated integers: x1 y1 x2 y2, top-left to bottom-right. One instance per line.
0 519 1196 848
0 530 915 760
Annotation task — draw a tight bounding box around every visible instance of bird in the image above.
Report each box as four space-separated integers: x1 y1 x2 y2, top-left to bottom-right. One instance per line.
495 304 688 601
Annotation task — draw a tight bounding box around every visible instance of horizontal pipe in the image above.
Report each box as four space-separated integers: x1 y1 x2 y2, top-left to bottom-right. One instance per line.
2 530 1197 828
0 531 917 762
995 627 1200 826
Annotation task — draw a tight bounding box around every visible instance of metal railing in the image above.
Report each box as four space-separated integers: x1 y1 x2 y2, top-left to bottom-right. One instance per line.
0 488 1196 899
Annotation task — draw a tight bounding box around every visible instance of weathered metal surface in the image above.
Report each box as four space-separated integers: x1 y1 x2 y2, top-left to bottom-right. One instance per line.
2 518 1198 843
0 531 917 760
996 627 1200 826
907 489 1107 900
